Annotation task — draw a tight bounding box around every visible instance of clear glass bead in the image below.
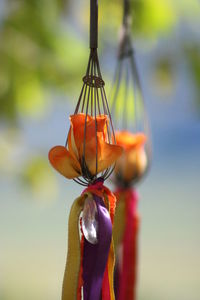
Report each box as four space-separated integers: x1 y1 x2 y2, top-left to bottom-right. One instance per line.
82 195 98 244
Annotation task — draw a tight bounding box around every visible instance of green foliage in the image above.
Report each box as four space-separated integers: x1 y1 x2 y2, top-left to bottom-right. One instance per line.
0 0 87 121
185 43 200 111
1 0 200 122
100 0 176 37
131 0 175 37
21 156 58 202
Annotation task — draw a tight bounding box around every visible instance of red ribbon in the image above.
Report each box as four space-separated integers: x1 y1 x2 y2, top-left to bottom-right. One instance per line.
115 189 139 300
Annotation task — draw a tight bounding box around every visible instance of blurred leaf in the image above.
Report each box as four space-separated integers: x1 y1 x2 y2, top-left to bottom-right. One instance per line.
131 0 176 37
0 0 86 121
0 127 25 174
15 74 46 118
99 0 176 38
185 44 200 111
152 57 175 95
22 156 59 202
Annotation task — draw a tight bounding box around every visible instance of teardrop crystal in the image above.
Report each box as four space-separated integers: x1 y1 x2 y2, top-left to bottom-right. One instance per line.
82 195 98 244
82 196 98 244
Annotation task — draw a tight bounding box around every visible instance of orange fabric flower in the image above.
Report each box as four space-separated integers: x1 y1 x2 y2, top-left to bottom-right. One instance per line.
115 131 146 151
49 113 122 179
115 131 147 183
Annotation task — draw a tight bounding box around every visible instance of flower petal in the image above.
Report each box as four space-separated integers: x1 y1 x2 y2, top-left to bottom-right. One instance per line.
49 146 81 179
81 132 123 175
97 141 123 174
115 131 146 150
115 147 147 182
80 136 101 175
68 128 79 160
70 113 107 155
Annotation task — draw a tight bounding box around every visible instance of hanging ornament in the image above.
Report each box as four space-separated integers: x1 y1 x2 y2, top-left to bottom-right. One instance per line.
48 1 122 299
110 0 151 299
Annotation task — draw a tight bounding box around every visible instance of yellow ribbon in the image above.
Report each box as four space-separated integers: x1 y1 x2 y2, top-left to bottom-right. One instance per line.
62 194 85 300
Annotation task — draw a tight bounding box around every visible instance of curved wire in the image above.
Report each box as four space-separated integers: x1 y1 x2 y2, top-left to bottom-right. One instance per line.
110 17 152 187
65 48 117 186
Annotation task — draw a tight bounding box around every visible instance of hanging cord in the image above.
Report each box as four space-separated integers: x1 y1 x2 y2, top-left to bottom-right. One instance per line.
118 0 133 59
90 0 98 49
123 0 131 29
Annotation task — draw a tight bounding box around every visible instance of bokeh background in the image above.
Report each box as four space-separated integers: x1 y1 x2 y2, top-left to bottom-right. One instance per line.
0 0 200 299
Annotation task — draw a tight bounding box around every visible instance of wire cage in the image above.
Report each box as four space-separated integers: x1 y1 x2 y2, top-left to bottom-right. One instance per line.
65 0 116 186
110 0 151 186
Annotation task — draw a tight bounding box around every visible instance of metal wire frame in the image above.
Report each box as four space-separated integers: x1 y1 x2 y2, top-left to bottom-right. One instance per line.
63 0 117 186
110 5 152 187
65 48 117 186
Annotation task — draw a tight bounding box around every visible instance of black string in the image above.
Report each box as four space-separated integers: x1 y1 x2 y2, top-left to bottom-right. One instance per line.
123 0 131 27
90 0 98 49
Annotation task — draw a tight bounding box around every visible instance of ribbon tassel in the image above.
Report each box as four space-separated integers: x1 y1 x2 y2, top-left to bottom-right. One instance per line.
62 179 116 300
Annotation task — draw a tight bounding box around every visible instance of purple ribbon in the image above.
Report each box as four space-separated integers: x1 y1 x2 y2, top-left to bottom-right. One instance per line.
82 194 112 300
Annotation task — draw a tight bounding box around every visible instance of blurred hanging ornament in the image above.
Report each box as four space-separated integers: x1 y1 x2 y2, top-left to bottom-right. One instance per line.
110 1 151 300
110 5 151 187
48 1 122 299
